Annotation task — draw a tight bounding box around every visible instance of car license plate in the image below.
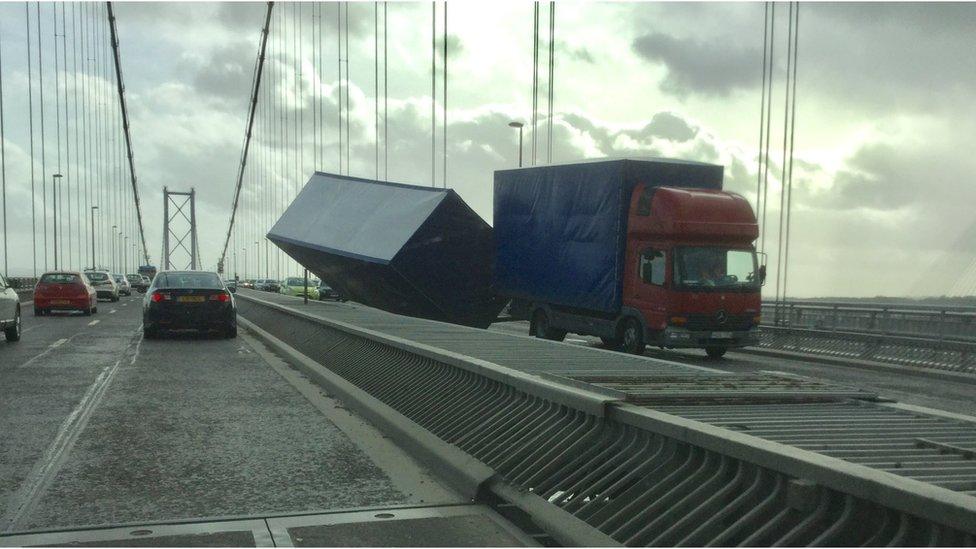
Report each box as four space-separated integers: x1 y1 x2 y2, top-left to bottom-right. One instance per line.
178 296 206 303
712 331 733 339
52 299 70 305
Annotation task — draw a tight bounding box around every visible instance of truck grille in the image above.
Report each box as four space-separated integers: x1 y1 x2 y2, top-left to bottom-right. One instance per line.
685 312 753 331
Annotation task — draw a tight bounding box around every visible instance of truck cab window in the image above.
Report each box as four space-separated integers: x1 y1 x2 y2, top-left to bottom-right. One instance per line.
639 249 666 285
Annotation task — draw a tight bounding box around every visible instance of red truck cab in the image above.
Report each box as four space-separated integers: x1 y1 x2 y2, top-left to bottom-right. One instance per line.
621 186 762 357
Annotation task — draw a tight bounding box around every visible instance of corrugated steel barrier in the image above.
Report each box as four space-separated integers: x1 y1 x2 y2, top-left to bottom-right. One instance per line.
237 293 976 546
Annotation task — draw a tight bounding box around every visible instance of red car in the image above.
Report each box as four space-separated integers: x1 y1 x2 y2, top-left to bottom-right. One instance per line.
34 271 98 316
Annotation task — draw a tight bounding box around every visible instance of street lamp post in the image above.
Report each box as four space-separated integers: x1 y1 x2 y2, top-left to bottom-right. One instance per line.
242 247 247 279
124 236 129 274
111 225 118 273
52 174 63 269
508 122 524 167
90 206 99 270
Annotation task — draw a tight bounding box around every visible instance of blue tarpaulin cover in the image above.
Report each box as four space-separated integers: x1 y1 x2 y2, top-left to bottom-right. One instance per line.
268 172 504 327
493 158 724 314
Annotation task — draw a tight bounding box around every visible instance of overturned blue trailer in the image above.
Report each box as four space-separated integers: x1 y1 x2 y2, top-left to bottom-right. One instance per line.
267 172 505 328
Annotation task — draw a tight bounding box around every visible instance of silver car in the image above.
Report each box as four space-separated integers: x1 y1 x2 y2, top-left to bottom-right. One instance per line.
84 270 120 302
0 273 22 342
113 273 132 296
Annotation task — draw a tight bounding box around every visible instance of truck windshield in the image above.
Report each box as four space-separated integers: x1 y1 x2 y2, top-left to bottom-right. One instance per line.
674 247 759 291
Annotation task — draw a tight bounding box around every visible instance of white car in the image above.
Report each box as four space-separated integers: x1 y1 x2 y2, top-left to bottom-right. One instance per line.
113 273 132 296
84 270 120 302
0 273 22 342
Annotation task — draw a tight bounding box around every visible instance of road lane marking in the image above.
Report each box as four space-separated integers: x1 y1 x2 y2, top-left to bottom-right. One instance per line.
109 309 117 314
0 330 138 531
50 338 68 349
17 332 86 369
88 320 100 326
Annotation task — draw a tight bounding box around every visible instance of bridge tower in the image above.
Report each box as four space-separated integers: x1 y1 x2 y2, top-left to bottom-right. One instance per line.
161 187 200 271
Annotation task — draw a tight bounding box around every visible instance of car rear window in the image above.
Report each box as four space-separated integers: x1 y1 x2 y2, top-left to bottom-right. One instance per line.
286 277 304 285
85 272 109 282
126 275 141 281
41 273 81 284
155 272 223 289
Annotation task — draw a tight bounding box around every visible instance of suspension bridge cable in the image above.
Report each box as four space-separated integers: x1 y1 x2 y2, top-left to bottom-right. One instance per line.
344 3 350 176
336 3 342 174
61 3 72 270
0 26 6 277
782 3 799 308
54 4 62 269
383 2 388 180
774 2 794 317
218 2 273 270
547 1 554 163
374 2 379 179
442 1 447 188
26 4 38 277
72 2 79 270
37 3 48 271
759 3 775 256
107 2 149 265
531 2 538 166
431 1 435 186
755 3 769 219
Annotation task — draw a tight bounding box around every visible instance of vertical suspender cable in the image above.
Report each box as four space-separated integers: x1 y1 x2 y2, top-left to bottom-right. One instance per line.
72 3 79 270
61 4 72 270
383 2 388 180
336 3 342 174
430 1 435 186
774 2 794 321
374 2 379 179
344 4 350 176
755 3 769 220
38 3 48 271
547 1 554 163
759 3 775 255
26 4 38 277
442 2 447 188
318 3 323 169
531 2 538 166
782 4 799 309
53 5 60 268
0 27 6 276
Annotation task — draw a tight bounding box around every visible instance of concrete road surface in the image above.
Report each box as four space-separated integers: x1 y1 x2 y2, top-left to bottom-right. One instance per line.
0 295 460 535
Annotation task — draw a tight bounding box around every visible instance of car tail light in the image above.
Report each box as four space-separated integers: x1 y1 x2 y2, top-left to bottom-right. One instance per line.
151 292 170 303
209 292 231 302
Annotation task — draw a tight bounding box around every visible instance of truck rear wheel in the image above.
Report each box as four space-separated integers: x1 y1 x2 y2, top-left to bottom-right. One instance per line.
532 310 566 342
705 347 727 359
620 318 645 355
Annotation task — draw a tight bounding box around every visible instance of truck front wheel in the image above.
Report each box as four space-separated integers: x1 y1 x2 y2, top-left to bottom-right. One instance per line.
532 310 566 342
705 347 727 359
620 318 645 355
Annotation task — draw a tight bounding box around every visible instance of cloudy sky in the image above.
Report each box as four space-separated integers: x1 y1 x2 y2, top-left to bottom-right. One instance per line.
1 1 975 298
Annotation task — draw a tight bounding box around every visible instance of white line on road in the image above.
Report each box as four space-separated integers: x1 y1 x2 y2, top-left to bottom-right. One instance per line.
88 320 100 326
109 309 116 314
50 338 68 349
0 353 127 530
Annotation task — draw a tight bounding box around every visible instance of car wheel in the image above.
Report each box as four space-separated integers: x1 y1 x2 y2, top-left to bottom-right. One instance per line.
600 336 622 350
92 306 98 314
620 318 645 355
143 325 158 339
532 310 566 342
33 307 41 316
225 324 238 339
705 347 727 359
112 295 119 302
83 306 92 317
4 307 21 342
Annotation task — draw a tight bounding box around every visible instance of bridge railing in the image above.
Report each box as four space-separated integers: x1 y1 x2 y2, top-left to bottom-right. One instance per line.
759 301 976 375
8 277 37 303
761 300 976 341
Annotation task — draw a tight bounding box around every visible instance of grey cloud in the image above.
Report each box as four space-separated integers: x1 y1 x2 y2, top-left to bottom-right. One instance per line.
636 112 697 142
631 32 760 98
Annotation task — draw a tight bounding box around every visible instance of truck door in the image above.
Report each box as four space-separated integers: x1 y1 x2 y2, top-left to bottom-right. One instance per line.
626 245 670 332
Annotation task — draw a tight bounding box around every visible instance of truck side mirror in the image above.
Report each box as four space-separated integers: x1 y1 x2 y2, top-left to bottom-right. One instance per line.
758 265 767 285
